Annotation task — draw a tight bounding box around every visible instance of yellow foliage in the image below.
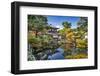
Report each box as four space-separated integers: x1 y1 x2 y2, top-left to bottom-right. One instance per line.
76 39 87 48
65 53 87 59
66 32 73 38
59 27 87 49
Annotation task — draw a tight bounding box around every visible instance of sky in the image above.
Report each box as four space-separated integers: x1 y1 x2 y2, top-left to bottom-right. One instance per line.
47 15 80 29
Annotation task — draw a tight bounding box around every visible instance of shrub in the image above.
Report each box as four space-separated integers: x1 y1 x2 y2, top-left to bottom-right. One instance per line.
65 53 87 59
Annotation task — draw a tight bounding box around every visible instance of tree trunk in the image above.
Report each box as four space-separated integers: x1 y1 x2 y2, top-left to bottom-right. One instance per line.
35 30 38 37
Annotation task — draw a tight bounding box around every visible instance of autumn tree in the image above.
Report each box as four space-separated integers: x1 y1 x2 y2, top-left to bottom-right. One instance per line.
59 21 74 49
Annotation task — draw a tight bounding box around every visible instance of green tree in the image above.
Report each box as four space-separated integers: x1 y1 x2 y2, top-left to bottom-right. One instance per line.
28 15 48 37
75 17 88 49
62 21 71 28
77 17 88 32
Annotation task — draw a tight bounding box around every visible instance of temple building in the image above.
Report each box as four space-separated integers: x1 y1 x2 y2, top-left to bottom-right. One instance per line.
47 27 61 41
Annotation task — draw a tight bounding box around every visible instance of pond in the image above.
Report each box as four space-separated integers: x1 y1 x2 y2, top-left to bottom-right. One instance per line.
28 43 88 61
47 48 64 60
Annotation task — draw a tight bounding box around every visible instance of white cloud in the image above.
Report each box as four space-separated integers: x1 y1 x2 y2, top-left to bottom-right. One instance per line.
55 25 63 29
